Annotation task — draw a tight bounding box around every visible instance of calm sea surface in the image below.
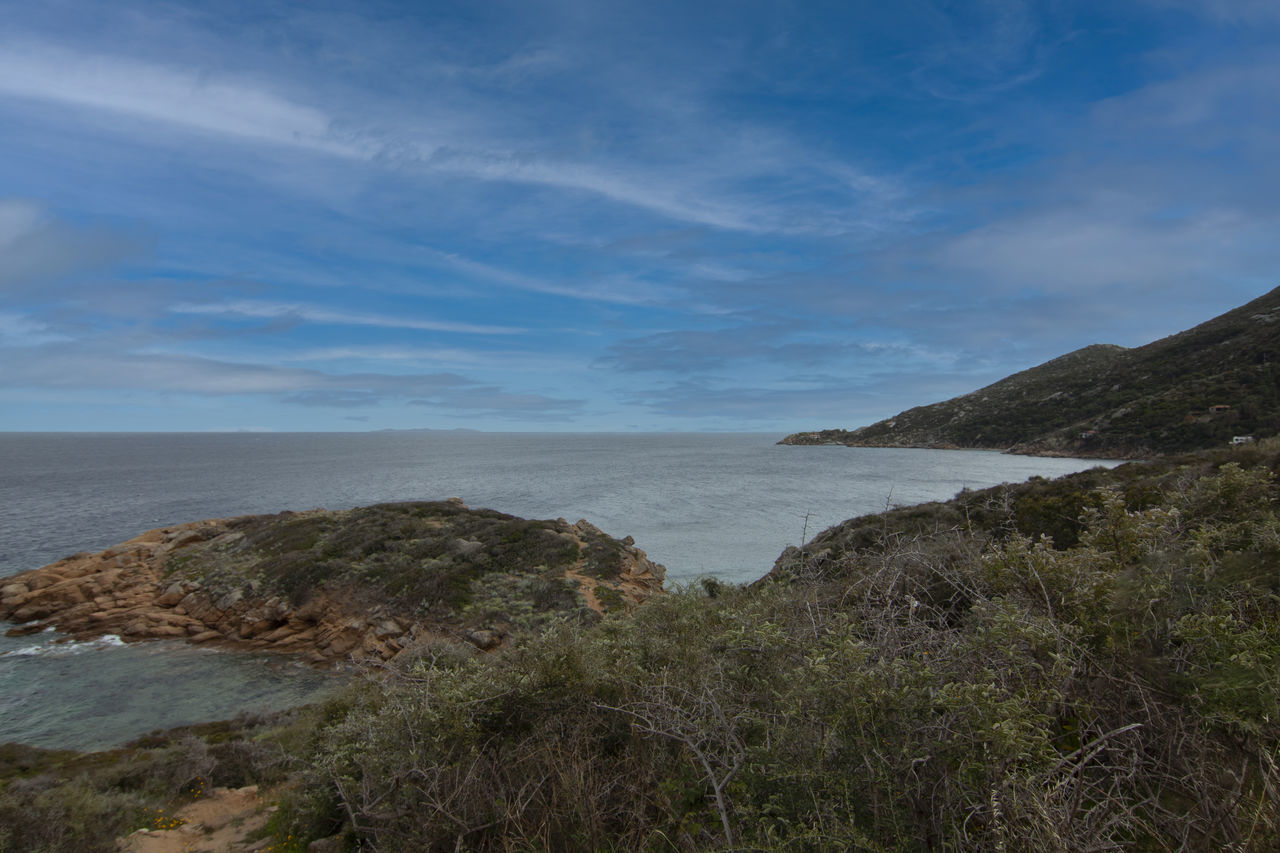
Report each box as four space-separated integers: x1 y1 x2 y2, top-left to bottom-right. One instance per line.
0 631 338 751
0 431 1116 749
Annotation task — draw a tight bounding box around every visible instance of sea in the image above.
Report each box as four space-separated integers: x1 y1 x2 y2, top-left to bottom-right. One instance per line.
0 431 1117 750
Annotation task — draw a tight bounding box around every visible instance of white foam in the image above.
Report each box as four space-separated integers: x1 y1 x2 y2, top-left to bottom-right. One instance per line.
2 644 51 658
0 633 129 659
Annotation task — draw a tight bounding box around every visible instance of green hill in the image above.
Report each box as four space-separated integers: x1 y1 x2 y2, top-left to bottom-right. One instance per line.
781 286 1280 457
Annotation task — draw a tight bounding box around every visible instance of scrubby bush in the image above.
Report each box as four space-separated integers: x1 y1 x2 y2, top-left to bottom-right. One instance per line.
8 445 1280 852
279 446 1280 851
0 709 323 853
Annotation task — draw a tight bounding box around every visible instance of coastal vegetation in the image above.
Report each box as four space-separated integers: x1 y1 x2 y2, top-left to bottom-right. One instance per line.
170 500 652 635
781 285 1280 457
3 440 1278 851
0 711 309 852
0 501 663 666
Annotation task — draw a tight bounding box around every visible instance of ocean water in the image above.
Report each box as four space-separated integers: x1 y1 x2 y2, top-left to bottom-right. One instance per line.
0 431 1117 584
0 630 340 751
0 431 1117 749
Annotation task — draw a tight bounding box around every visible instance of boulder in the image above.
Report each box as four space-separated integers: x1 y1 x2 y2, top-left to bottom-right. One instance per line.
308 835 346 853
155 582 186 607
371 616 402 639
326 632 359 656
214 589 244 612
12 603 54 622
464 628 503 651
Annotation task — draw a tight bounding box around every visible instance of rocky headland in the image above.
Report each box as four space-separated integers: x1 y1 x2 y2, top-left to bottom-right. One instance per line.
0 500 664 665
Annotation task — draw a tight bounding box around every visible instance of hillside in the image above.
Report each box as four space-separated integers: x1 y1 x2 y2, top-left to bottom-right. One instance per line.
5 441 1277 852
781 285 1280 457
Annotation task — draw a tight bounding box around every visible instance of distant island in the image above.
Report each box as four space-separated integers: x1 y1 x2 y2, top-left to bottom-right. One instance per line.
374 427 484 433
781 285 1280 458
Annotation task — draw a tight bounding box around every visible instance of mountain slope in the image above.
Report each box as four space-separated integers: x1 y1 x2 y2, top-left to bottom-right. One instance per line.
781 286 1280 457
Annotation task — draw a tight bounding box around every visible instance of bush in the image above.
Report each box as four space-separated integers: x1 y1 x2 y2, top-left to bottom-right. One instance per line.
284 446 1280 851
12 445 1280 852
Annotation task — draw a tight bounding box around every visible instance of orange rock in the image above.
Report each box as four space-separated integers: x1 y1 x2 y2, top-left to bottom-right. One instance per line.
326 632 359 655
155 583 186 607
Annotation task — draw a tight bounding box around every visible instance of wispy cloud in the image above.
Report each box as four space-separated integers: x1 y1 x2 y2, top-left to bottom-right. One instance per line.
0 198 141 292
1 2 1274 431
0 311 68 346
596 324 902 374
168 300 525 335
283 345 493 364
620 378 936 424
0 38 901 236
0 40 362 156
394 142 900 236
1144 0 1280 23
0 345 581 416
1092 61 1280 141
281 345 592 375
904 0 1051 101
424 249 677 305
935 202 1271 294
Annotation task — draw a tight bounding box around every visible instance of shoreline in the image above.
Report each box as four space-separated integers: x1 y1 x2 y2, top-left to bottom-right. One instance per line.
777 436 1143 462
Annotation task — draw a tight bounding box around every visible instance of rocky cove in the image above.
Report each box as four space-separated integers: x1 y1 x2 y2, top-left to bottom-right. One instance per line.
0 499 665 667
0 435 1112 758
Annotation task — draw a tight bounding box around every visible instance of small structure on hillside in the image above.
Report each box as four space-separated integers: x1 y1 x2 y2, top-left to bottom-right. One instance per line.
1079 429 1099 440
1209 404 1232 414
1232 435 1255 445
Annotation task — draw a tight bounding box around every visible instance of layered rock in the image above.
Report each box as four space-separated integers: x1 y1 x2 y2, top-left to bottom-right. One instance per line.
0 501 665 665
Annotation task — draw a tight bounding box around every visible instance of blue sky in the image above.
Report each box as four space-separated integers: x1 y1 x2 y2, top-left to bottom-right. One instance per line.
1 0 1277 432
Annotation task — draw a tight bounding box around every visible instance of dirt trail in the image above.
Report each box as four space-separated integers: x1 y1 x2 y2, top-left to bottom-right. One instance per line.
564 567 606 614
117 785 273 853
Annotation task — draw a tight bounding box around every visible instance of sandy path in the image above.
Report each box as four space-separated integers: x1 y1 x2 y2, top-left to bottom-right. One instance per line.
564 568 606 614
117 785 274 853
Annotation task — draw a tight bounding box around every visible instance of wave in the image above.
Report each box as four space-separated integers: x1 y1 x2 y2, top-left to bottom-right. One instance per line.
0 631 127 659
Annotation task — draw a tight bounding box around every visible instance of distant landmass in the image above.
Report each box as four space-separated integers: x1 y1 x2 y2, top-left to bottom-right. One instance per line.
781 285 1280 457
375 427 483 433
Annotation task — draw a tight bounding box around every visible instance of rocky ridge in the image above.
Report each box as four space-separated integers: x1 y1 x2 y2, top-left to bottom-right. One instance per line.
0 500 665 665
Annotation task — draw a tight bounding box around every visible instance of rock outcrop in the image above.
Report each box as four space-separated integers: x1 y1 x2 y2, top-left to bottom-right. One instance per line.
0 501 665 665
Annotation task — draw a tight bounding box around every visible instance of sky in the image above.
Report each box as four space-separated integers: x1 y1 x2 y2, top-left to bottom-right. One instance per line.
1 0 1278 433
